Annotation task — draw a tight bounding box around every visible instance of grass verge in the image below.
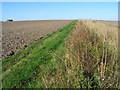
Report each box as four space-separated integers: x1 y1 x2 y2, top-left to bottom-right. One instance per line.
31 20 119 88
2 20 77 88
2 20 119 88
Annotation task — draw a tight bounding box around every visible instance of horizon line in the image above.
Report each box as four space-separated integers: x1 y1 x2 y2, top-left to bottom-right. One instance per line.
1 19 119 22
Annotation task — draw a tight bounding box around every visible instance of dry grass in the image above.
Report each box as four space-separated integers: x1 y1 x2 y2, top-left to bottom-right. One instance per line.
61 19 119 88
33 20 119 88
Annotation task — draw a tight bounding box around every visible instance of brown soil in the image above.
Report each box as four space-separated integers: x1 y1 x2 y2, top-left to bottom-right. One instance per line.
2 20 73 59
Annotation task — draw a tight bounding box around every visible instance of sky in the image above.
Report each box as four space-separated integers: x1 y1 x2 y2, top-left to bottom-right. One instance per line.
2 2 118 21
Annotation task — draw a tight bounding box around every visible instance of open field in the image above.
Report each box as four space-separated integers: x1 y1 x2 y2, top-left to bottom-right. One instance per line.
2 20 119 88
101 21 119 26
2 20 72 59
2 20 77 88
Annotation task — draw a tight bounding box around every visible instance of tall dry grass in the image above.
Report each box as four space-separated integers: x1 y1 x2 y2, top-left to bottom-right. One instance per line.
37 20 119 88
62 20 119 88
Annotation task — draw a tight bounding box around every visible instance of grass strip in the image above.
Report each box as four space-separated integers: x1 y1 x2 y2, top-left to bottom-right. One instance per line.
2 20 77 88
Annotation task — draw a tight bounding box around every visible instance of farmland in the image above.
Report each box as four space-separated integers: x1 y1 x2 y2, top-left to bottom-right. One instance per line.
2 20 72 59
2 20 119 88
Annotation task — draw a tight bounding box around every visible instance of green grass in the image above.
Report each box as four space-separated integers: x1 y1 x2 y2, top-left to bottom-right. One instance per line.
3 20 119 88
2 20 77 88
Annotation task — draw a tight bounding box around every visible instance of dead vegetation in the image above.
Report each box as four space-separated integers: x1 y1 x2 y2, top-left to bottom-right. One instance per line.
63 19 119 88
2 20 119 88
37 20 119 88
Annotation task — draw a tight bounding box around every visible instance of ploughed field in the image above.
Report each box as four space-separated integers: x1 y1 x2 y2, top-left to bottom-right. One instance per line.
2 20 119 88
2 20 72 59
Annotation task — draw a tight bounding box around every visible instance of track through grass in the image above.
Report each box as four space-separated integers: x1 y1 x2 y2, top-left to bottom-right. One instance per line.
2 20 77 88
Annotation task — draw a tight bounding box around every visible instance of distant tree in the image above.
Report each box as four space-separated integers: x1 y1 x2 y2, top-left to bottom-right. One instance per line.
7 19 13 22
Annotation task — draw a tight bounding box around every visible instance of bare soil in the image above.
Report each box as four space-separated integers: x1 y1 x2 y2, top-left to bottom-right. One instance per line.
2 20 72 59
